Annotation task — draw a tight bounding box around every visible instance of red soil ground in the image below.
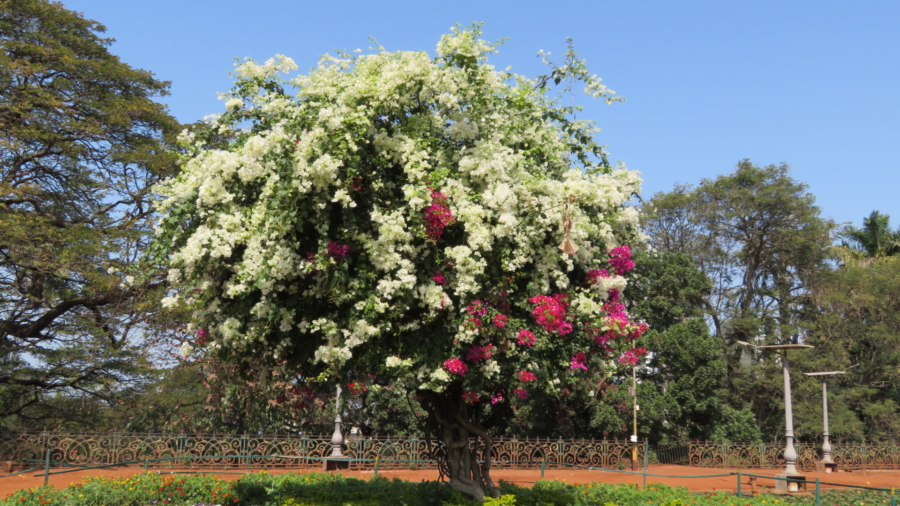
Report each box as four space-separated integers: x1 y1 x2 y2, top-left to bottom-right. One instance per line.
2 464 897 498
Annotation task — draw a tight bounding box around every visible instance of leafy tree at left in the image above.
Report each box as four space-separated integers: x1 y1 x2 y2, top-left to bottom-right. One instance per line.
0 0 180 428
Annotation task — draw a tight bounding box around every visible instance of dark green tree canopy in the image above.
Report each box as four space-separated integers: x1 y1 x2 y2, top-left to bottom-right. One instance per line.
0 0 180 427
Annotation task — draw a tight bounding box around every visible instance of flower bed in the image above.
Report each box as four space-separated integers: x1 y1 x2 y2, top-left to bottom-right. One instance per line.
0 472 891 506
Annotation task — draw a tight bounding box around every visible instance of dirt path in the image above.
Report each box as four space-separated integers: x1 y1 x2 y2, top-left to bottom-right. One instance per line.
2 465 897 498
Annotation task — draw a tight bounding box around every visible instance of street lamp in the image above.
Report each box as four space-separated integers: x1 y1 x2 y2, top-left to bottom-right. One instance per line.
738 342 813 491
630 364 638 471
804 368 854 473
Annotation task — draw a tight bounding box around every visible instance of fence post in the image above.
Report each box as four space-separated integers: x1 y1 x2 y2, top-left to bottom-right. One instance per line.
42 448 51 485
541 460 545 480
557 437 563 467
815 478 820 506
144 459 149 473
302 436 308 468
890 487 895 506
736 471 741 498
247 450 253 472
374 457 379 477
642 440 648 489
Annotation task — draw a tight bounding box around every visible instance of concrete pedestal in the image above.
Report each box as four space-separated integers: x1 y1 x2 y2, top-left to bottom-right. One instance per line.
322 456 352 471
775 473 807 492
815 461 838 474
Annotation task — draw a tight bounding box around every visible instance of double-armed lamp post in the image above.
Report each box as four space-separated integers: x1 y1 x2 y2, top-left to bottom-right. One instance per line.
738 342 813 492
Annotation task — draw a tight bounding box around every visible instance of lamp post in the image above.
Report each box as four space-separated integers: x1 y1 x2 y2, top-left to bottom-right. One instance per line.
631 364 638 471
738 342 813 491
804 370 847 473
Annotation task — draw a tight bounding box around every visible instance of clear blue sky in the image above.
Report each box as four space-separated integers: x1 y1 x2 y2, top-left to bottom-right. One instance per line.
64 0 899 230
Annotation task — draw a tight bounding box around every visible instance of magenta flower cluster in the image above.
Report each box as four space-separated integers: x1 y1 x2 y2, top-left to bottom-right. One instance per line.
516 329 536 347
618 347 648 365
608 245 635 275
466 344 494 364
466 300 488 316
461 391 480 404
516 370 537 382
570 351 588 371
326 240 349 258
528 294 573 335
585 268 611 285
424 188 454 241
443 358 468 376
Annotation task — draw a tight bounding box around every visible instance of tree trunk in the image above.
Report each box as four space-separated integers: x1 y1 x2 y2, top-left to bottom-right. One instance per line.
424 392 500 500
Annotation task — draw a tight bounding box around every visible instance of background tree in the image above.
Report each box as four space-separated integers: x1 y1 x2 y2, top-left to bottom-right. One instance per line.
642 161 835 436
623 250 733 443
796 257 900 440
837 211 900 262
152 27 646 499
0 0 180 428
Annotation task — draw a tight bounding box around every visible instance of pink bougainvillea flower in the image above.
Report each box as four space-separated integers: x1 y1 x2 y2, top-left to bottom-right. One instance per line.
492 314 508 328
465 317 483 330
607 288 622 302
570 351 588 371
432 271 447 285
514 388 529 399
491 393 504 405
627 322 649 341
461 391 480 404
466 300 488 316
443 358 468 376
609 245 635 275
466 344 494 364
327 240 349 258
528 294 573 335
585 268 610 285
424 189 455 241
516 329 536 347
516 371 537 382
617 347 648 365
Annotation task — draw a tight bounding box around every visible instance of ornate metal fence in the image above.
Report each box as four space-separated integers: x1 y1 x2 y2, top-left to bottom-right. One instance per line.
5 433 897 472
654 441 900 472
0 432 644 470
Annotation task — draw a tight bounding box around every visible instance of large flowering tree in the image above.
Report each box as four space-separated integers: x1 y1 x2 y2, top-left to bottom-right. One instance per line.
152 26 647 499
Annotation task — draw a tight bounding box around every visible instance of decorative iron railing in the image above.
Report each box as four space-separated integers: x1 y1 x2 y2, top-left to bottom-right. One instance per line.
0 432 645 470
654 441 900 471
4 433 898 472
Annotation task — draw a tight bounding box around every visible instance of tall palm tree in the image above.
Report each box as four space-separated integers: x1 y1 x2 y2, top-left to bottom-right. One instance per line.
840 211 900 258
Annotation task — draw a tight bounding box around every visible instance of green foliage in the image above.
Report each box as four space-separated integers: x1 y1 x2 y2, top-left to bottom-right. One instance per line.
838 211 900 259
627 250 711 330
798 257 900 439
707 406 762 442
1 472 893 506
484 494 518 505
0 0 180 428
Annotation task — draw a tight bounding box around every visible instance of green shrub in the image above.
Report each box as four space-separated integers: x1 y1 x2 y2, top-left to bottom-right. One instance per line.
0 471 892 506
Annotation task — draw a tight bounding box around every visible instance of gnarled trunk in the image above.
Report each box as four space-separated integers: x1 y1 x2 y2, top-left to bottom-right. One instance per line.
423 391 499 500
